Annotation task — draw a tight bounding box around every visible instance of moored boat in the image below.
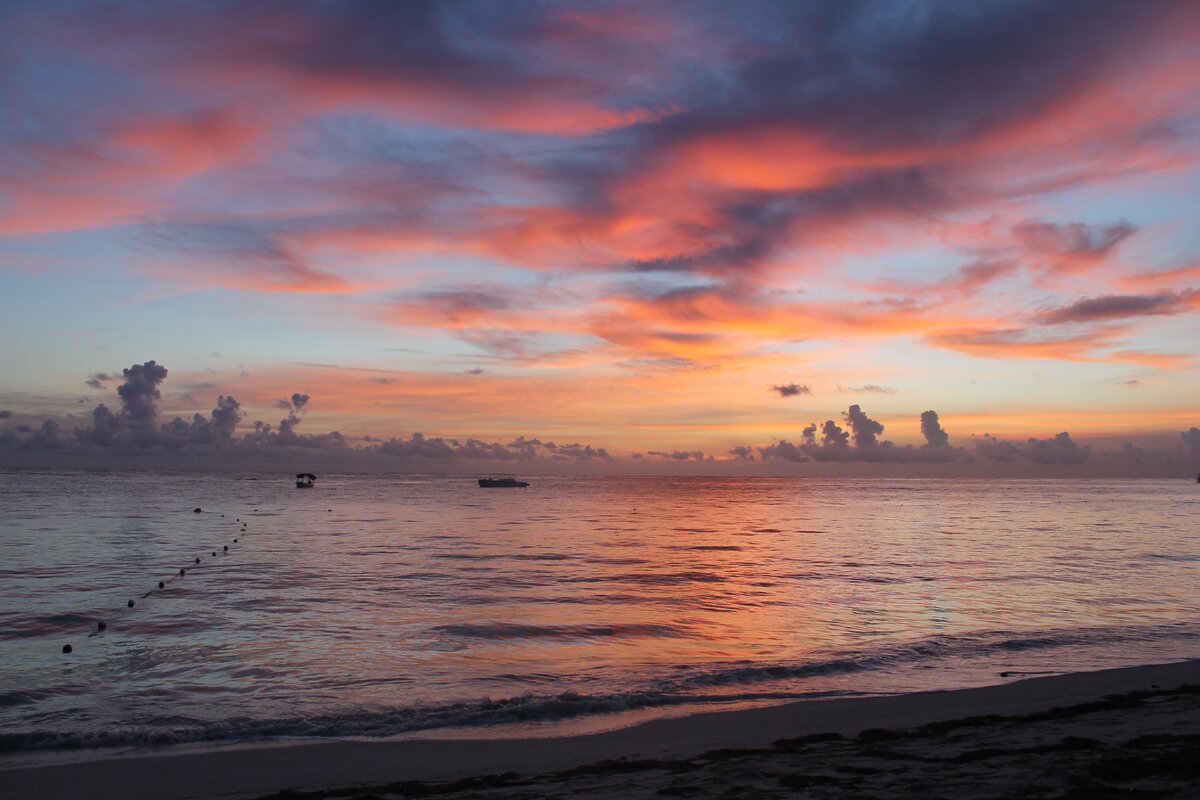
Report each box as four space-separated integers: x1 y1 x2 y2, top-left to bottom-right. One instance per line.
478 474 529 488
296 472 316 488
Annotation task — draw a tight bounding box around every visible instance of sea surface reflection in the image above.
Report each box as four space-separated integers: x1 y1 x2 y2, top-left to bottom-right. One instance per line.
1 471 1197 752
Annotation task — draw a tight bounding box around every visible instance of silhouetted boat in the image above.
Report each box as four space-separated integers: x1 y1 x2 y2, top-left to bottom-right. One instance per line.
296 473 316 489
478 475 529 488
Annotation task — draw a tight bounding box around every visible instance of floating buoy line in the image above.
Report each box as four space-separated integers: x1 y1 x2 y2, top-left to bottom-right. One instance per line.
64 509 253 655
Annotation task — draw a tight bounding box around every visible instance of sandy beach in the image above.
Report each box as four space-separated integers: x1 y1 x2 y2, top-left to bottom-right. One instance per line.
4 659 1197 800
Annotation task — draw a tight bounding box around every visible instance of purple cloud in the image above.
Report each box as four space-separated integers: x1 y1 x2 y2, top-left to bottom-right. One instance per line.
772 383 810 397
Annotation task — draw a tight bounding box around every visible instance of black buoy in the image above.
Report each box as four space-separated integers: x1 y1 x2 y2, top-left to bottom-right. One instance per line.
223 545 228 551
158 581 165 588
211 551 216 557
233 538 238 543
193 508 201 513
62 644 73 654
97 621 106 631
180 568 186 576
127 599 135 608
194 557 200 564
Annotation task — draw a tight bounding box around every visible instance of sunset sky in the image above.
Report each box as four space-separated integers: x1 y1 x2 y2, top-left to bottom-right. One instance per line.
1 0 1198 472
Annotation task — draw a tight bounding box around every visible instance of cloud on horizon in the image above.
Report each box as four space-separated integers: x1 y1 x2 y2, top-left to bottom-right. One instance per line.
2 361 1196 475
758 405 971 464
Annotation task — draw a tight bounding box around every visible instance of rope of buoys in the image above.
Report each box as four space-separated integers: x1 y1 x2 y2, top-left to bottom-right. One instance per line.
60 508 250 655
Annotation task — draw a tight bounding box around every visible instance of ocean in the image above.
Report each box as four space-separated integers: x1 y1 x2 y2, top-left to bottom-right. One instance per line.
1 471 1197 758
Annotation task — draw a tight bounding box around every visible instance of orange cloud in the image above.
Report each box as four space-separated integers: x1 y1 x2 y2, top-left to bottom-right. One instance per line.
0 109 263 236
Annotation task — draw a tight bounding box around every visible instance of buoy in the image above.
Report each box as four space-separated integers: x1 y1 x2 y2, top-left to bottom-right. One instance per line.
158 581 165 589
193 508 201 513
233 538 238 543
127 599 135 608
97 621 106 631
223 545 228 551
63 644 73 654
179 568 186 576
211 551 216 557
194 557 200 564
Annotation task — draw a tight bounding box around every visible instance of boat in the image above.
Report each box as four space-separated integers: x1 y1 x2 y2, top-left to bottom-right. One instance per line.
295 473 316 489
478 474 529 488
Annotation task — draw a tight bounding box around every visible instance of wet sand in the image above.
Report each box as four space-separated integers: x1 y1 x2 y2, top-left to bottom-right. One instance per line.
4 660 1198 800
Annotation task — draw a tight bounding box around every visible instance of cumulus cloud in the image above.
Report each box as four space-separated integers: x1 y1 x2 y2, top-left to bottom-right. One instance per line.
1182 427 1200 464
6 359 346 455
647 449 704 461
4 359 627 468
801 423 817 446
759 407 969 464
247 393 349 451
844 404 884 447
975 431 1090 465
32 419 63 449
1108 442 1152 463
772 383 810 397
920 410 950 447
158 395 245 448
820 419 851 448
974 433 1021 463
757 440 809 462
117 361 168 423
552 443 612 461
76 360 169 447
1024 432 1089 465
728 445 755 461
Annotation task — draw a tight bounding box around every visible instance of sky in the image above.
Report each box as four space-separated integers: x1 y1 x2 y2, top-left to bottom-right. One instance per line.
1 0 1199 474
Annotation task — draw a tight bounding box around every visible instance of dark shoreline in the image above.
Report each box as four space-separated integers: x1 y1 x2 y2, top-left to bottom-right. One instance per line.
255 683 1200 799
4 660 1199 800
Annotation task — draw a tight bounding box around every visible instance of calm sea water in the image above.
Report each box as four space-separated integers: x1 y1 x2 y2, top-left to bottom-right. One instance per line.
1 470 1197 757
